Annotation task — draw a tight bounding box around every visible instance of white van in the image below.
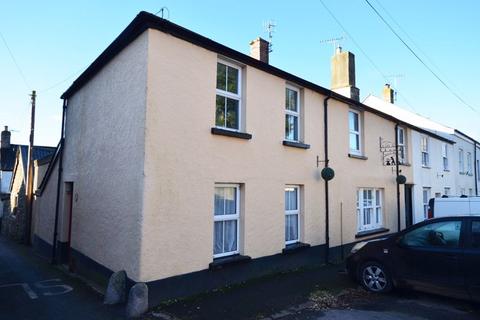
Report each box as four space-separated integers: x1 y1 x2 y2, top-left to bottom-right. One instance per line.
428 196 480 218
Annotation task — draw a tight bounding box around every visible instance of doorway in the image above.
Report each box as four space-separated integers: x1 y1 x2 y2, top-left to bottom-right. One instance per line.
404 184 413 227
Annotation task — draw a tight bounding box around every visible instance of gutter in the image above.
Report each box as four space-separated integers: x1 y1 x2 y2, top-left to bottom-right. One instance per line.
51 99 67 264
323 95 331 263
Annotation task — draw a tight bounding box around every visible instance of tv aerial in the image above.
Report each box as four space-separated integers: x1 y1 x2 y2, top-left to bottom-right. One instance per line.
155 7 170 20
320 35 346 54
263 20 276 53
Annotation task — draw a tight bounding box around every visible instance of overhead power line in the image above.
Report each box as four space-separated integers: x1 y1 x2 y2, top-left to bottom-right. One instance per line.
318 0 417 112
0 30 31 89
363 0 478 113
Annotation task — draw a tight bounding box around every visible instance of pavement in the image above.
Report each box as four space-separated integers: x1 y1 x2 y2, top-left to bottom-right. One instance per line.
0 236 124 320
147 264 480 320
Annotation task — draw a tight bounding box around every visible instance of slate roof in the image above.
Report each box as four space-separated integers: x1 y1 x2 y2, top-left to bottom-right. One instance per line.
1 144 21 171
18 145 57 177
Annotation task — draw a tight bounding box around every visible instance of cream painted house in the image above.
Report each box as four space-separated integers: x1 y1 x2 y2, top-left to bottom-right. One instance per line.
32 12 459 304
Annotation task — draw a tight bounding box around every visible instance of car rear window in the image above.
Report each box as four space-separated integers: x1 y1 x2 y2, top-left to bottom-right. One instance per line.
401 220 462 248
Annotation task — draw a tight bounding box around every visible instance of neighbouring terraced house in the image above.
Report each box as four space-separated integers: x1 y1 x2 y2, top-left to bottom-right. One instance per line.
29 11 479 306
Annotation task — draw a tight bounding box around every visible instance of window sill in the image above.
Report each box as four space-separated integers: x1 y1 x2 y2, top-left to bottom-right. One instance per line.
282 242 310 254
443 169 450 172
282 140 310 149
209 254 251 270
399 162 411 167
348 153 368 160
459 172 465 175
211 127 252 140
355 228 390 239
422 166 431 169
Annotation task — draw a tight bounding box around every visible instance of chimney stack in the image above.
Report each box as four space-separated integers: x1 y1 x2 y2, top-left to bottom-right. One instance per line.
1 126 10 149
330 47 360 101
383 84 395 104
250 37 270 64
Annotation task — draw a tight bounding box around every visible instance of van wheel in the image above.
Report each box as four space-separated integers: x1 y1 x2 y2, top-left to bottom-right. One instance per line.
359 261 392 293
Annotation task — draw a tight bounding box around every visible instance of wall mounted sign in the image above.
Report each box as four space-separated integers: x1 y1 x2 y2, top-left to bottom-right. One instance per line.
380 138 398 166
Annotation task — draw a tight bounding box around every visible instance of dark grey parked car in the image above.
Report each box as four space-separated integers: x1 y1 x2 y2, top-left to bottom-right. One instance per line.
346 216 480 301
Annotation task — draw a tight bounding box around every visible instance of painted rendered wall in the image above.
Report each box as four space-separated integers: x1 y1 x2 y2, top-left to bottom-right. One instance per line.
451 133 476 196
33 161 58 245
139 29 406 282
59 31 149 280
411 131 455 223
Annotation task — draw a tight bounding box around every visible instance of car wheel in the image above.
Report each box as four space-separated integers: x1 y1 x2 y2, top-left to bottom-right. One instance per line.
359 261 392 293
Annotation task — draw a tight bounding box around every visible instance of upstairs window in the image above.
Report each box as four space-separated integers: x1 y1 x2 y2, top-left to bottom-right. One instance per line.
397 127 406 164
467 152 472 175
421 136 429 167
285 87 300 142
442 143 449 171
349 110 361 155
216 61 241 130
459 149 464 174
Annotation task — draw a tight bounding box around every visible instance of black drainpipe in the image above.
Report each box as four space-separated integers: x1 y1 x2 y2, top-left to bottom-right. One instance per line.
323 95 331 263
475 142 478 195
51 99 67 264
395 124 401 232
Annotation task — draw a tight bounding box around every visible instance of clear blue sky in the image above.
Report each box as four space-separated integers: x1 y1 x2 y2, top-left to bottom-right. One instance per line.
1 0 479 146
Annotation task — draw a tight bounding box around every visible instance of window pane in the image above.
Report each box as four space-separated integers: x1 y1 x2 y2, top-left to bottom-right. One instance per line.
285 214 299 242
215 95 226 127
224 187 236 215
226 98 239 129
285 114 298 141
216 63 226 91
375 190 380 206
349 112 359 131
214 187 225 215
286 88 298 112
376 208 381 223
224 220 237 252
227 66 239 94
349 133 359 151
402 221 462 248
285 187 298 211
213 221 224 254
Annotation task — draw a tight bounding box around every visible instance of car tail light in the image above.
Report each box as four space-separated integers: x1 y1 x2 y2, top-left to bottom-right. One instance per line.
427 207 433 219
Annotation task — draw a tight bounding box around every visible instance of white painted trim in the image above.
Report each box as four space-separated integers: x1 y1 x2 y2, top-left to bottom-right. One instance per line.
349 109 362 155
285 185 300 245
213 184 240 258
284 85 301 142
215 60 242 131
357 188 384 232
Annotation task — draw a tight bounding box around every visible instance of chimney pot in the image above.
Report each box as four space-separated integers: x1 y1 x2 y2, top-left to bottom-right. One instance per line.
250 37 269 64
1 126 11 149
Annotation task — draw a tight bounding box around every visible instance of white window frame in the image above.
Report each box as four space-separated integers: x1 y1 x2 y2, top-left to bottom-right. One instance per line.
215 60 242 131
285 85 301 142
285 185 300 245
421 136 429 167
423 187 431 219
349 110 362 155
213 184 240 259
442 143 449 171
467 152 472 175
459 148 464 174
357 188 383 232
397 127 406 164
444 187 450 196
